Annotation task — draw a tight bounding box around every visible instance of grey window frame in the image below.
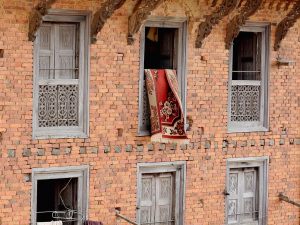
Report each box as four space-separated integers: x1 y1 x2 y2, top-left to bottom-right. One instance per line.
33 9 90 139
137 161 186 225
138 17 188 136
31 165 89 225
225 157 269 225
228 22 270 133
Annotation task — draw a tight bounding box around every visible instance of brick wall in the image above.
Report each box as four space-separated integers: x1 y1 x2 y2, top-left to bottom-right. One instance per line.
0 0 299 225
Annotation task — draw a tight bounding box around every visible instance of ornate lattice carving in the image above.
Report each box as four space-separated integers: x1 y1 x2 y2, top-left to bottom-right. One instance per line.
195 0 238 48
127 0 164 45
91 0 127 44
231 85 260 122
229 173 238 194
228 200 237 221
38 84 79 127
225 0 262 49
274 1 300 51
28 0 57 41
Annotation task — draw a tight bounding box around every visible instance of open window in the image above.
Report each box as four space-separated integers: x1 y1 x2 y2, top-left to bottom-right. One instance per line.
226 157 268 225
137 162 186 225
138 18 187 136
228 23 270 132
33 10 90 139
31 166 89 225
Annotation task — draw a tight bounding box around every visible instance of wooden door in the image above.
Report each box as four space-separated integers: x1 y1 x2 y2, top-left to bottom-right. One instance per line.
140 173 175 225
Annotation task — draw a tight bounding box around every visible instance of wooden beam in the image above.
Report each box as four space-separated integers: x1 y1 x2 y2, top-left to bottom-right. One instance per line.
28 0 57 41
127 0 164 45
90 0 127 44
279 193 300 208
274 0 300 51
195 0 239 48
225 0 262 49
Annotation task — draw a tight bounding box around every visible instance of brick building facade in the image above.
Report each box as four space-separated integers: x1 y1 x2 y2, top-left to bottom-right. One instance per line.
0 0 299 225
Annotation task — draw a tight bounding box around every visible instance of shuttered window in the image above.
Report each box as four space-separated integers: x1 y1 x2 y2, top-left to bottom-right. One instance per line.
228 23 269 132
33 11 89 139
138 162 185 225
138 19 187 136
140 173 175 225
226 157 268 225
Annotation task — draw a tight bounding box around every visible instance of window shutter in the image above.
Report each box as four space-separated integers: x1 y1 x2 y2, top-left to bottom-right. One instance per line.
140 175 155 225
139 78 151 136
228 171 239 224
55 24 77 79
38 24 54 80
155 173 174 225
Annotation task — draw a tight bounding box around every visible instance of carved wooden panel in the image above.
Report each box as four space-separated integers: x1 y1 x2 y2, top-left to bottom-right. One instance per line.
91 0 127 43
127 0 164 45
195 0 239 48
28 0 57 41
225 0 262 49
274 1 300 51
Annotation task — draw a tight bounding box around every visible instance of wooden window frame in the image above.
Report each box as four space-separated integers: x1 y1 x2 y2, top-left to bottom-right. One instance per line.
137 161 186 225
138 17 188 136
226 157 269 225
228 22 270 133
31 165 89 225
33 9 90 139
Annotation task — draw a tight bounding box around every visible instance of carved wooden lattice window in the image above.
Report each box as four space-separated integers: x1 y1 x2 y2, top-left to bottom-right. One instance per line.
137 162 185 225
228 23 269 133
33 11 89 139
138 18 187 136
226 157 268 225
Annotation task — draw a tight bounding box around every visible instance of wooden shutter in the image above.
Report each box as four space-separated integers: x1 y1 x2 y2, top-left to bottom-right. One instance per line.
55 24 78 79
227 168 258 225
155 173 174 225
140 175 155 225
38 24 54 80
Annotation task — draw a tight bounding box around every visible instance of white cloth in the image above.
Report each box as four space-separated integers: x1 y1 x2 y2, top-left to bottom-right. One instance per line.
37 221 62 225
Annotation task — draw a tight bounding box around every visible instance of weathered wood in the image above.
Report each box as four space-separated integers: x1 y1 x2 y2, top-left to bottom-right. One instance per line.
225 0 262 49
279 193 300 207
127 0 164 45
28 0 57 41
90 0 127 44
274 0 300 51
115 210 138 225
195 0 239 48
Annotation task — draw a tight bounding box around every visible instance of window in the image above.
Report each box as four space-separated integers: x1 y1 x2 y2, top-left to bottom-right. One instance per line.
228 23 270 132
31 166 89 225
33 10 90 139
138 18 187 136
137 162 186 225
226 157 268 225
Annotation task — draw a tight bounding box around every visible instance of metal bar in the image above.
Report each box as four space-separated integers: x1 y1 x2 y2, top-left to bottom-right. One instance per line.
279 193 300 207
115 211 138 225
141 221 175 224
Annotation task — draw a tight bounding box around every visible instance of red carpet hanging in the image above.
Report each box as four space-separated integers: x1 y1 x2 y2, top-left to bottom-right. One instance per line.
145 69 188 141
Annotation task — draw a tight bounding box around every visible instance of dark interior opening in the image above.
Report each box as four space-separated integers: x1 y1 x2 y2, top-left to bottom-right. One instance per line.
232 32 262 80
37 178 78 224
144 27 178 70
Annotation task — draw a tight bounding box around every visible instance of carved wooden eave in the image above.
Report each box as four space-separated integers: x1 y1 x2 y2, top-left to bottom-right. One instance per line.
91 0 127 44
28 0 57 41
274 0 300 51
127 0 164 45
195 0 239 48
225 0 262 49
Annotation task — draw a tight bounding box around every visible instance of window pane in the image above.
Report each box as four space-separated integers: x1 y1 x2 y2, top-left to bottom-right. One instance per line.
232 32 262 81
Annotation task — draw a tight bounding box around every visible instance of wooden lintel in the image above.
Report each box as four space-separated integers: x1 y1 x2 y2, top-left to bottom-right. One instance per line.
225 0 262 49
90 0 127 44
127 0 164 45
274 0 300 51
28 0 57 41
195 0 239 48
